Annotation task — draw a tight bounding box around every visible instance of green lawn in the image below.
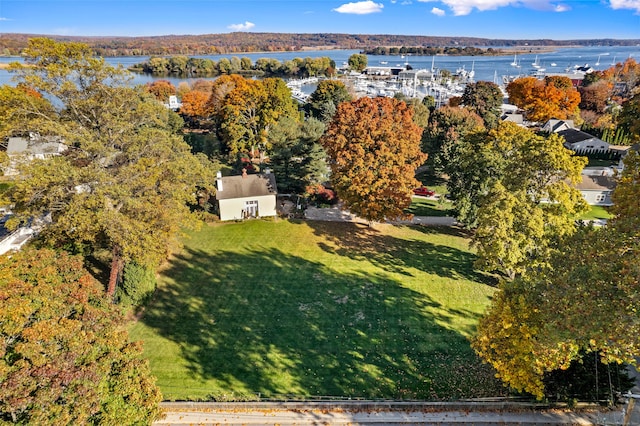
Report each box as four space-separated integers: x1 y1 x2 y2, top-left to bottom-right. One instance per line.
129 220 503 401
578 205 613 220
406 196 453 217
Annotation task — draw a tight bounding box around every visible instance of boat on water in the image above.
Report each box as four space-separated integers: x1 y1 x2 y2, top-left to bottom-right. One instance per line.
532 55 541 68
510 54 518 67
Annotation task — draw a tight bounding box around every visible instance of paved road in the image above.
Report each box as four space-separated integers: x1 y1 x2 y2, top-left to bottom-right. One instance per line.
155 406 601 425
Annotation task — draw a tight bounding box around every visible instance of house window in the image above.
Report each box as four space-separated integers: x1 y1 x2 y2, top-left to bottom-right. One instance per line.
244 200 258 218
595 194 606 203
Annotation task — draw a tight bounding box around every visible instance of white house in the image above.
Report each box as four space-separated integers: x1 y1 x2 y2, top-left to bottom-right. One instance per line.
215 170 278 221
557 128 609 153
575 168 616 206
541 119 575 133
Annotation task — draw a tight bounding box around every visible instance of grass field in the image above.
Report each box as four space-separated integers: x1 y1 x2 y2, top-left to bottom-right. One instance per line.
578 204 613 220
406 196 453 217
129 220 504 401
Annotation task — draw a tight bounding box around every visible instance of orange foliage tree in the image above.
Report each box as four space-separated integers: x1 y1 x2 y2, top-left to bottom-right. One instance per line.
180 90 211 121
320 97 427 223
145 79 176 102
506 76 580 123
0 248 162 424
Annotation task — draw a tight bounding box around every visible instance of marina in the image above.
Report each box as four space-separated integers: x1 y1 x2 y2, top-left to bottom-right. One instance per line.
1 46 639 105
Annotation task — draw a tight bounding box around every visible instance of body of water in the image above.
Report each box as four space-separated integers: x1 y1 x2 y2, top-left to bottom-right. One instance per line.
2 46 639 88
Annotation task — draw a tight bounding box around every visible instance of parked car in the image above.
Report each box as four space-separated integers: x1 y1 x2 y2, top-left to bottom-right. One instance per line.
413 186 435 197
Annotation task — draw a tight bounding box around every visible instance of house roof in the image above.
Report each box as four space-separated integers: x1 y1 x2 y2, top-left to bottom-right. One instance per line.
216 173 277 200
6 136 67 155
542 119 575 133
557 128 603 146
575 174 617 192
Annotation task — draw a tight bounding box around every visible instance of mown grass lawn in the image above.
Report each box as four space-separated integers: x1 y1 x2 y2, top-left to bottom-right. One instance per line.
578 204 613 220
129 219 503 401
406 196 453 217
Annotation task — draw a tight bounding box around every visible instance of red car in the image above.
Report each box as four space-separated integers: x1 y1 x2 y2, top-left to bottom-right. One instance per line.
413 186 435 197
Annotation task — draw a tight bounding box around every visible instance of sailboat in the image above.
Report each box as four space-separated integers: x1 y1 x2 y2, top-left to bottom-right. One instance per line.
510 54 518 67
532 55 541 68
611 56 617 66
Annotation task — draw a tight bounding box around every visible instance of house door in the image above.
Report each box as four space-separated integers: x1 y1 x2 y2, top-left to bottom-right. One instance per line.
244 200 258 218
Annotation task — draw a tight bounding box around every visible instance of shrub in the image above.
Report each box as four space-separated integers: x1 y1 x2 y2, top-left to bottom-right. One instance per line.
117 262 158 307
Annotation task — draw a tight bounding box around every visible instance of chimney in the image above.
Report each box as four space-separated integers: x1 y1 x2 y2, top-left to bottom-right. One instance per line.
216 171 223 191
242 168 247 178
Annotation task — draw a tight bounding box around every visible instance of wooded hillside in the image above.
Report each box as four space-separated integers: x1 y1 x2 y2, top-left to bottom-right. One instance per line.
1 32 638 56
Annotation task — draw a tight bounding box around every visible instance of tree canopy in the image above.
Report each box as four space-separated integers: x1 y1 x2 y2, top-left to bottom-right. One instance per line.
5 38 215 296
445 122 587 278
209 74 300 158
461 81 504 129
305 79 352 122
506 76 581 123
347 53 368 72
0 248 162 424
320 97 427 223
473 148 640 399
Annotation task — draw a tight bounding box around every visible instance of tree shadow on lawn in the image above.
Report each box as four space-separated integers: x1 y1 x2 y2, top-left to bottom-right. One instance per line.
304 221 496 287
141 246 503 401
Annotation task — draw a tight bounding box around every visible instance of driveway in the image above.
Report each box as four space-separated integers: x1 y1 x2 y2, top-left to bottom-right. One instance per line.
304 204 457 226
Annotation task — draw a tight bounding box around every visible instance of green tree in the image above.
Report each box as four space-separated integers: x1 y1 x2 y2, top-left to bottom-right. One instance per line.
461 81 504 129
447 122 587 277
5 38 215 296
347 53 368 72
421 105 485 172
268 116 327 193
0 248 162 424
320 97 427 223
305 79 352 122
618 92 640 142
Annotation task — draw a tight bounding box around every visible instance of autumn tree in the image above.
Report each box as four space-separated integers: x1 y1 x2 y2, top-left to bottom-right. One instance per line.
320 97 427 223
305 79 352 122
446 122 587 277
578 79 613 114
5 38 215 296
211 74 299 158
506 75 581 123
0 83 55 140
145 79 176 102
180 90 212 123
0 248 162 424
473 224 639 398
461 81 504 129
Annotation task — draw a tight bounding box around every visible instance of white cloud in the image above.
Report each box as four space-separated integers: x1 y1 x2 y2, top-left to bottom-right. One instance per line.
0 17 10 21
227 21 255 31
401 0 413 4
418 0 576 15
431 6 446 15
333 1 384 14
609 0 640 12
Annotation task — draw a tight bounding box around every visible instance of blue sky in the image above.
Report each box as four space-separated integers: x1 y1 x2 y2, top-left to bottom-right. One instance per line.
0 0 639 40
